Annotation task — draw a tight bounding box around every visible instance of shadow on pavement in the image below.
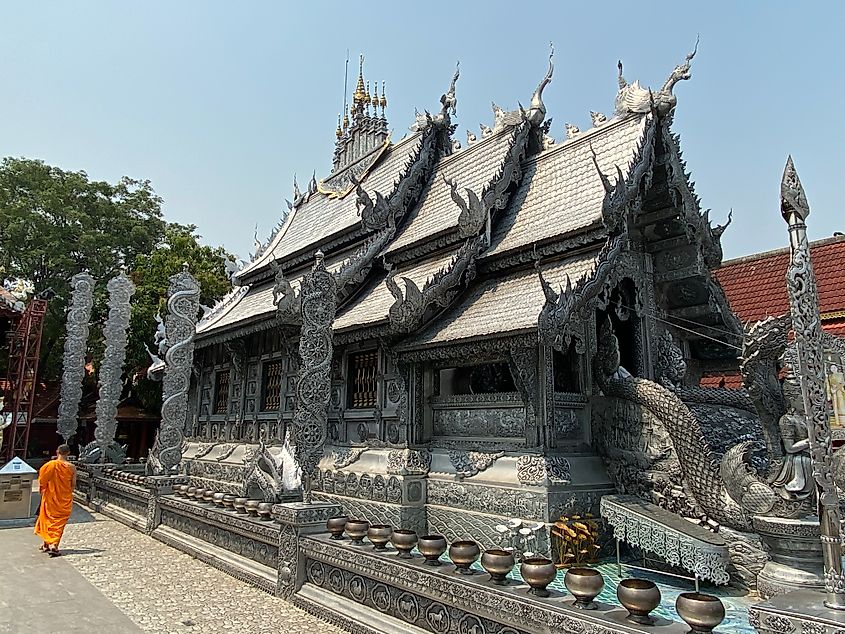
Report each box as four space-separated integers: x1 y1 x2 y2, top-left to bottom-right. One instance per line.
56 546 105 556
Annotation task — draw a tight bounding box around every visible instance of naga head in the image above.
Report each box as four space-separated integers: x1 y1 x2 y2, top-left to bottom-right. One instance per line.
528 43 554 127
662 37 698 92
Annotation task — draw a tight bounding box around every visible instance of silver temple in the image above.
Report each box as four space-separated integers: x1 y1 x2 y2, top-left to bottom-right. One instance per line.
72 49 845 633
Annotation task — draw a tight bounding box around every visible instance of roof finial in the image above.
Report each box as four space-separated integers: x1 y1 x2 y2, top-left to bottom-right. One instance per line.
528 43 554 126
371 81 379 110
781 155 810 223
336 114 342 138
353 53 367 109
365 80 371 113
439 61 460 118
617 60 627 90
380 80 387 111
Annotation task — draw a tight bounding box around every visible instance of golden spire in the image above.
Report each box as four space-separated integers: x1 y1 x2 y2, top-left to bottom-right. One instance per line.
353 54 367 106
379 81 387 110
371 81 379 110
336 114 342 138
365 81 371 113
343 106 350 130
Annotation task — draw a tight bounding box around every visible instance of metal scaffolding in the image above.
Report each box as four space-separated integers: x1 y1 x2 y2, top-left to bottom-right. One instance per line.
1 297 48 463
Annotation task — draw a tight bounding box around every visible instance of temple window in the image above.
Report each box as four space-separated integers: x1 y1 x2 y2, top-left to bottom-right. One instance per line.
213 369 230 415
261 360 284 411
437 362 516 396
348 350 379 409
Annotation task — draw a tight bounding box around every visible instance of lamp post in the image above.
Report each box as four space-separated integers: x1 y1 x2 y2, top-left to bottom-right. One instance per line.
780 156 845 610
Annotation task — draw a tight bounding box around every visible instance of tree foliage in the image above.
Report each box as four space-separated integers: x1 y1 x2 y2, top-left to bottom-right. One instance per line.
0 157 233 412
129 225 234 410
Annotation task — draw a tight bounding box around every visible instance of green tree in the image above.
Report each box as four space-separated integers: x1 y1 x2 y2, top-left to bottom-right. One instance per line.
129 225 233 410
0 157 233 413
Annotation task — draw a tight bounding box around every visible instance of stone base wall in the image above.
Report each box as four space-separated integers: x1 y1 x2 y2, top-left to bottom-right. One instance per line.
73 470 691 634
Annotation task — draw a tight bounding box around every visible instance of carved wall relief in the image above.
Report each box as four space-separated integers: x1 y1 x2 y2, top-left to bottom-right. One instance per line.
430 393 526 440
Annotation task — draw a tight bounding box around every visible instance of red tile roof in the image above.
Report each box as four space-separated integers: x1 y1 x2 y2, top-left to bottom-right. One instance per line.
715 235 845 328
699 374 743 390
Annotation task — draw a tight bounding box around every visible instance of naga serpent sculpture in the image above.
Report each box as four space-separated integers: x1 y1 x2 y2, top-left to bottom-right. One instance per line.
594 317 820 532
148 266 200 475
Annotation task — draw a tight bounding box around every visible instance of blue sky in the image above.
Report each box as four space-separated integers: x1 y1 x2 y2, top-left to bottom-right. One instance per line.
1 1 842 262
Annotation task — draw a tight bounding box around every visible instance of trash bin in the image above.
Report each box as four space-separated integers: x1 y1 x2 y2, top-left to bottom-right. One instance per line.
0 457 37 519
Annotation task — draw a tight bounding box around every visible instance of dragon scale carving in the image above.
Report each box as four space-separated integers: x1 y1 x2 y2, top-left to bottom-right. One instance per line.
148 266 200 475
595 317 820 532
57 272 95 441
740 315 791 465
87 273 135 463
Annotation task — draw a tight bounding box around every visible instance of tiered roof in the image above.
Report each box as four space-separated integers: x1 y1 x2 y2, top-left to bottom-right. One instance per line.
197 46 719 350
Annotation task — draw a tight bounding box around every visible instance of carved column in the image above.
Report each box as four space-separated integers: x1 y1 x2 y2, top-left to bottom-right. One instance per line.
57 272 95 441
224 339 246 440
293 252 336 503
92 273 135 462
780 156 845 610
148 266 201 475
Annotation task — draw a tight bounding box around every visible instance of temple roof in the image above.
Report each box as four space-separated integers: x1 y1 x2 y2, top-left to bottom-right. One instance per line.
237 133 422 281
485 114 649 258
402 251 598 348
197 253 350 340
334 248 459 332
714 234 845 337
199 49 709 345
386 128 515 254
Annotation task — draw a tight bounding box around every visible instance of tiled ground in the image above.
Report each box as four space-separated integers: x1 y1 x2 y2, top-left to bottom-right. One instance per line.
60 513 347 634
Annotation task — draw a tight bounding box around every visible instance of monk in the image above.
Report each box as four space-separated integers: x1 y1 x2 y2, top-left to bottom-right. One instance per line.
34 444 76 556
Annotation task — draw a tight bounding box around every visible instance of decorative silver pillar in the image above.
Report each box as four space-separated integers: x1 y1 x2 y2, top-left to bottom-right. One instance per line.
148 265 200 475
57 272 95 441
292 251 336 503
93 273 135 462
780 156 845 610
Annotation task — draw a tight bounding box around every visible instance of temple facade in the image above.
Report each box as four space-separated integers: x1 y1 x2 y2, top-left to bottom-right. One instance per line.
183 48 740 549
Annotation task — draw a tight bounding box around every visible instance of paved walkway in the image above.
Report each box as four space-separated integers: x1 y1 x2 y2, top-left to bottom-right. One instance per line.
0 505 347 634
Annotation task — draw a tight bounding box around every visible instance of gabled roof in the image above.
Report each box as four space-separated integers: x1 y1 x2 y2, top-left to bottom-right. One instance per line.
334 248 459 332
714 234 845 333
386 128 515 254
237 133 423 281
484 114 649 259
197 252 350 340
403 251 598 348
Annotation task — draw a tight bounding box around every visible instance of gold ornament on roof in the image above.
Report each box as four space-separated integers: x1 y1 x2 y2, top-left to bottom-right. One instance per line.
336 114 342 138
353 54 367 105
380 81 387 110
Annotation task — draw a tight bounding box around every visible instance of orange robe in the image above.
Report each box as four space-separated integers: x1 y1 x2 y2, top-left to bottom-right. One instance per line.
34 459 75 545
